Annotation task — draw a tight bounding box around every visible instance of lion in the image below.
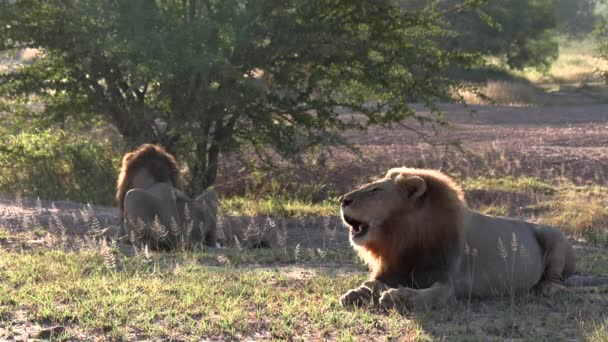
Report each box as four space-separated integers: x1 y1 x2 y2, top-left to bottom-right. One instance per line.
116 144 218 250
339 167 606 311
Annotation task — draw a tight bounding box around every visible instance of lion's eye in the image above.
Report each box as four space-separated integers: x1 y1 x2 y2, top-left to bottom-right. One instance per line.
370 187 382 193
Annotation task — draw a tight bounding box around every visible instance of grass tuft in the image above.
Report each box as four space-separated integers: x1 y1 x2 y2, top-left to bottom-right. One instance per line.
465 176 556 195
221 196 337 217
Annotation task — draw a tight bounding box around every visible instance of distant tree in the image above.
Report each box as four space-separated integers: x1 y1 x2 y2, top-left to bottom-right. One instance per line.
451 0 559 70
0 0 478 194
401 0 559 70
558 0 599 36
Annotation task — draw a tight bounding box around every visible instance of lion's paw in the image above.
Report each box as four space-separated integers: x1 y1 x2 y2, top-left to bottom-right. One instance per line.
540 281 566 297
362 280 389 295
379 288 414 311
339 287 372 307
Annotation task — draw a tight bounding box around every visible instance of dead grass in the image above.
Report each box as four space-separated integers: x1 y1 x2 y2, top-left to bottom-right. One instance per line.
532 37 608 84
466 177 608 246
545 186 608 245
457 37 608 106
458 80 552 106
465 176 556 195
458 78 608 106
476 204 509 216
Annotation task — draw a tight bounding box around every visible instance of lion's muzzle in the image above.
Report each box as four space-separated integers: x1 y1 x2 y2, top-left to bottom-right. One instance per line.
342 214 370 239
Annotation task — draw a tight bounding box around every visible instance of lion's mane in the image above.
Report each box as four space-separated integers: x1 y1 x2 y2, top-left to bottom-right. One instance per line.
115 144 185 213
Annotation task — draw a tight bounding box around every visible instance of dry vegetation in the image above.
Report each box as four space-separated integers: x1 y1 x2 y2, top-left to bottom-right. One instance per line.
2 39 608 340
458 38 608 106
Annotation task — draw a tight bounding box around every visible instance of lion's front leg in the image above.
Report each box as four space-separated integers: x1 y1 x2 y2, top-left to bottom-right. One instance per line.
340 280 390 307
379 282 455 311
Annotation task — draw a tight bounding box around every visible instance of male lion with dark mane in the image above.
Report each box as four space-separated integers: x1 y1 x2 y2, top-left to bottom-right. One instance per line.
116 144 218 250
339 167 605 311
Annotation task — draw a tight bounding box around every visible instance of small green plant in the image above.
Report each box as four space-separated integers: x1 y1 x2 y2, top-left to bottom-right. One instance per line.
478 204 509 216
221 196 337 218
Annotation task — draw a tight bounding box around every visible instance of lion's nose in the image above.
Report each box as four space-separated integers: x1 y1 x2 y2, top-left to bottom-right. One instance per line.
341 198 353 207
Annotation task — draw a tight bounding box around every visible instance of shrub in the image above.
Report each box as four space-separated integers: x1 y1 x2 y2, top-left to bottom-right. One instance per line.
0 129 121 204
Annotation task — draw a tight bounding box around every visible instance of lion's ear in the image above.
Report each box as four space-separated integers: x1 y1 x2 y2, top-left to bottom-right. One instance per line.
395 175 426 200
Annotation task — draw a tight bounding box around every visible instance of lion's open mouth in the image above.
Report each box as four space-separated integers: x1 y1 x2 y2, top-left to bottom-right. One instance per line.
343 215 369 239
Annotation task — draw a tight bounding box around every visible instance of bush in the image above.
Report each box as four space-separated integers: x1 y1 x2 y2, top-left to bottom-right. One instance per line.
400 0 560 71
0 130 122 204
449 0 560 70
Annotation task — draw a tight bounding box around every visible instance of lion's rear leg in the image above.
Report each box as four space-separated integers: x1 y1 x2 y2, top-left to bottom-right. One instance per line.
534 226 576 296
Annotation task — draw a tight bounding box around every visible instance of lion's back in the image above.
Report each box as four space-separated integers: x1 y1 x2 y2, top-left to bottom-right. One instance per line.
454 209 545 298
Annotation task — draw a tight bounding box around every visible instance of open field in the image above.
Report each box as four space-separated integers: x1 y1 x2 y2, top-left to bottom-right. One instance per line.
2 101 608 340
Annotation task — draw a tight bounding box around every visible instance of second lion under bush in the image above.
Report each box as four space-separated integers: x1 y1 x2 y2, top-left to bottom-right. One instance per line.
116 144 218 250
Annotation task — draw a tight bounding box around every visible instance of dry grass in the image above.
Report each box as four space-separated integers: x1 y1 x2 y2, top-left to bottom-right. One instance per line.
458 80 551 106
532 37 608 84
545 186 608 245
458 37 608 106
17 48 42 62
457 78 608 106
464 178 608 246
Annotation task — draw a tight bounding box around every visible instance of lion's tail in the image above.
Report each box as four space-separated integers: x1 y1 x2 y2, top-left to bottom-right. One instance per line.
565 275 608 287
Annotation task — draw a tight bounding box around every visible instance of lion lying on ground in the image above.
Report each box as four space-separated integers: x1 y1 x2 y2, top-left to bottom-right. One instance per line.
339 167 604 311
116 144 218 250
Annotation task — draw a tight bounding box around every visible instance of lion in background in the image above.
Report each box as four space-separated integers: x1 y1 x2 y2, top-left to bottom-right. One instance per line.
116 144 218 250
339 167 607 311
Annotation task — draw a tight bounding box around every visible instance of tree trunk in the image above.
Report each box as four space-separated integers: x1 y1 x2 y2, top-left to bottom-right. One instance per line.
189 145 218 195
202 142 219 189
